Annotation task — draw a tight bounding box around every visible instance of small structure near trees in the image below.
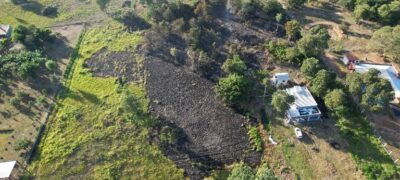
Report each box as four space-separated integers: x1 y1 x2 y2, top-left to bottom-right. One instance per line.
0 25 11 39
285 86 321 123
0 161 16 179
271 72 289 86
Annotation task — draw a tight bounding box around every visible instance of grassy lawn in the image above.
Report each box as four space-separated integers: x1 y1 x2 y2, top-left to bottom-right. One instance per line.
263 115 363 179
0 0 103 27
29 24 184 179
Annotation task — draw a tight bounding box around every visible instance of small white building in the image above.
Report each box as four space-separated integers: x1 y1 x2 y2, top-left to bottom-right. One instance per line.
0 161 16 179
271 72 289 86
354 63 400 103
0 25 11 39
285 86 321 123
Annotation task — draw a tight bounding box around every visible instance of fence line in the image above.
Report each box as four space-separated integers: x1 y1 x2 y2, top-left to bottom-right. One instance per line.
370 122 400 165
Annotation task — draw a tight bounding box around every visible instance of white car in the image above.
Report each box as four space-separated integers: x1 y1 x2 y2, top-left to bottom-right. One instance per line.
294 128 303 139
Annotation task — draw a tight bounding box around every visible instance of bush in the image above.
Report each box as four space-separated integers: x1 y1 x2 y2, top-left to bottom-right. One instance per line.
45 60 57 71
262 0 284 16
42 6 58 17
9 97 20 107
300 57 323 78
248 127 263 152
228 162 256 180
222 55 246 74
216 74 251 106
13 138 30 151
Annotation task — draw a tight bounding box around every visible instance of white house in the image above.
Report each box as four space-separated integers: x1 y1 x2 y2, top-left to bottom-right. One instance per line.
354 63 400 103
0 25 11 39
271 72 289 86
285 86 321 123
0 161 16 179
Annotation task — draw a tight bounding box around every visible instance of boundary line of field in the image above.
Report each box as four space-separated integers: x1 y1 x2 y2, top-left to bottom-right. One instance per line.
23 26 86 166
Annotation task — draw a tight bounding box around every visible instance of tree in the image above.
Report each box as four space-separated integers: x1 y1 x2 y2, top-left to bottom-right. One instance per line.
310 70 335 97
45 60 57 71
271 90 294 113
361 78 394 113
275 13 283 33
345 72 363 97
285 0 306 9
324 89 347 111
222 55 246 74
297 26 330 57
368 26 400 63
377 1 400 25
216 74 251 106
353 4 373 22
262 0 284 16
256 163 278 180
300 57 323 78
285 20 300 40
228 162 256 180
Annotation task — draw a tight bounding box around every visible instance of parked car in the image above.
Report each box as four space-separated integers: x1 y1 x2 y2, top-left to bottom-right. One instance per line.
294 128 303 139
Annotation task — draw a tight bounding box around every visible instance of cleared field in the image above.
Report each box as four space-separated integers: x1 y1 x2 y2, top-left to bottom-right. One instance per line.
29 24 184 179
262 115 363 179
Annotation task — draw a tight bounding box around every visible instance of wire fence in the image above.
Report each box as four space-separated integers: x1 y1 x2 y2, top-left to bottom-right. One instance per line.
369 122 400 165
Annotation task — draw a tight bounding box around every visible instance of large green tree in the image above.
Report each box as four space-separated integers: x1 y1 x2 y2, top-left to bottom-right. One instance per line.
324 89 347 111
228 163 256 180
361 78 394 113
310 70 335 97
300 57 323 78
222 55 246 74
368 25 400 63
216 74 251 106
285 20 301 40
271 90 294 113
345 72 363 97
297 26 330 57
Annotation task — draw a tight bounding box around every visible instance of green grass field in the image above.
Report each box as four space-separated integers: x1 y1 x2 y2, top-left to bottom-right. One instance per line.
0 0 102 27
29 23 184 179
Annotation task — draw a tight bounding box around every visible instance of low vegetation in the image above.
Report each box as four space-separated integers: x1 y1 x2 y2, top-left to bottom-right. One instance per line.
30 24 184 179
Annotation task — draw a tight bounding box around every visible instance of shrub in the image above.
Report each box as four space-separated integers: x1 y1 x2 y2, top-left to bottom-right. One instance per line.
222 55 246 74
45 60 57 71
248 127 263 152
9 97 20 107
216 74 251 106
13 138 30 151
271 90 294 113
42 6 58 17
228 162 256 180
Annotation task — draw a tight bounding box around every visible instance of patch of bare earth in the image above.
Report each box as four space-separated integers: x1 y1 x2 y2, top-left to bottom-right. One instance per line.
144 57 261 179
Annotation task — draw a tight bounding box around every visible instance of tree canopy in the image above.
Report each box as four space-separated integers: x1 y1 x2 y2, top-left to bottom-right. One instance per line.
297 25 330 57
285 20 301 40
227 163 256 180
271 90 295 113
222 55 247 74
216 74 251 106
300 57 323 78
368 25 400 63
0 50 48 79
324 89 347 111
310 69 336 97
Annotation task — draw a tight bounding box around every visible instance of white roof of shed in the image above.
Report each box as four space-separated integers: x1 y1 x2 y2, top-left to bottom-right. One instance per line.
0 161 16 178
0 25 10 36
286 86 318 108
354 63 400 98
272 72 289 81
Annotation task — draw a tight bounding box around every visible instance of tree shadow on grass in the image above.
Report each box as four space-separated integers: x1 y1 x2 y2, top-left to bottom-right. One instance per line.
19 1 44 16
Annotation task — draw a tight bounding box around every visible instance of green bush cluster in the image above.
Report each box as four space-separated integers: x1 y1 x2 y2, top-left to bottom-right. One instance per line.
247 126 263 152
12 25 55 50
0 50 48 79
227 162 277 180
339 0 400 25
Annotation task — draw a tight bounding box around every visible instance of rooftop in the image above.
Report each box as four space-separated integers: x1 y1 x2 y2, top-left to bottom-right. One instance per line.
0 25 11 36
286 86 318 108
354 63 400 98
286 86 320 118
0 161 16 178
